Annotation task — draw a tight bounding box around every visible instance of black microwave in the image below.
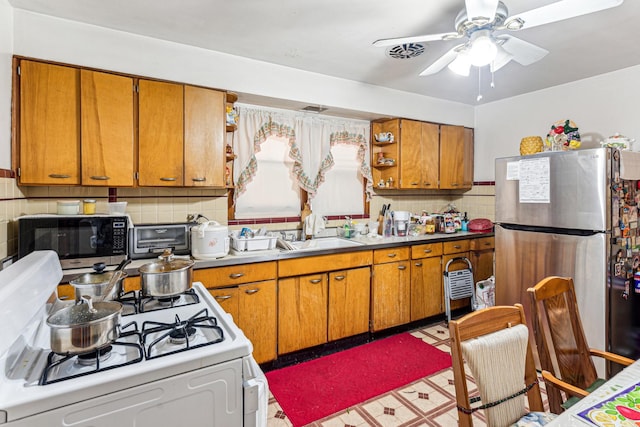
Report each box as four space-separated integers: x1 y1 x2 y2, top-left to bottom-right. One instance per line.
18 215 129 269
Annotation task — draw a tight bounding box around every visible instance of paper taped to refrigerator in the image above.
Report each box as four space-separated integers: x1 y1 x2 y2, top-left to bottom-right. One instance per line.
518 157 550 203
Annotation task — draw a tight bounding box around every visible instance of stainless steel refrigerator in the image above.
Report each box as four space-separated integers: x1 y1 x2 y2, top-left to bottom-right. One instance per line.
495 147 640 376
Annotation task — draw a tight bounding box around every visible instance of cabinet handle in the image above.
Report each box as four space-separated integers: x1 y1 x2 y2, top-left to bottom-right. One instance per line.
484 242 492 247
398 265 407 270
214 294 233 301
387 253 397 258
244 289 260 295
191 177 206 182
414 262 423 267
423 249 432 254
309 278 322 284
423 182 432 186
48 174 71 179
229 273 244 279
90 175 110 181
411 182 418 186
160 177 177 181
454 245 462 249
451 183 459 187
334 275 345 281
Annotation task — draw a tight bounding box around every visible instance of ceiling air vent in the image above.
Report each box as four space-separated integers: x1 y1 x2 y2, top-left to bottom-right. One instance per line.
387 43 425 59
301 105 328 113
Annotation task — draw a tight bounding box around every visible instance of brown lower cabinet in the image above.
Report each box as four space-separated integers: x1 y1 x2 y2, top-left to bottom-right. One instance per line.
371 247 411 332
58 236 493 363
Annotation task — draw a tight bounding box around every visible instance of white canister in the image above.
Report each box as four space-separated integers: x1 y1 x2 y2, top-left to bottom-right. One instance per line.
57 200 80 215
190 221 230 260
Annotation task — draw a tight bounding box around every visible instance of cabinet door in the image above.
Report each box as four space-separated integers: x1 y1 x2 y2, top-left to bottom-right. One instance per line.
371 261 410 331
411 256 443 320
463 127 474 189
19 60 80 185
399 119 423 189
184 86 225 187
81 70 134 186
238 280 277 364
442 251 471 311
470 236 495 282
278 274 328 354
328 267 370 341
421 122 440 188
138 80 184 186
439 124 468 190
208 286 239 320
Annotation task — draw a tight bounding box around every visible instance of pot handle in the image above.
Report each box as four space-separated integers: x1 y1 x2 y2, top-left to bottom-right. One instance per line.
80 295 98 313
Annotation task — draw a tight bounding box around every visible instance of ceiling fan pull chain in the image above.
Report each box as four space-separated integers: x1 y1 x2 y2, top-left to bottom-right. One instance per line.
491 66 495 89
476 67 483 102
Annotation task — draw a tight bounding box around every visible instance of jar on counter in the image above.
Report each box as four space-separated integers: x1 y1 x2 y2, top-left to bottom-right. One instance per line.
83 199 96 215
424 216 435 234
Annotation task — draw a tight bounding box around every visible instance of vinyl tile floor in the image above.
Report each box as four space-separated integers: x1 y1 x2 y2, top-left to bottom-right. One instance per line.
266 321 550 427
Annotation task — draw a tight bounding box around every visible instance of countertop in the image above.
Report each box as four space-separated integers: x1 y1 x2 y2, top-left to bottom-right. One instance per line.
60 230 494 283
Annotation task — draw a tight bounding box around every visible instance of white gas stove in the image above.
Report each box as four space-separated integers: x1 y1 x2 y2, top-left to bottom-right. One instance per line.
0 251 268 426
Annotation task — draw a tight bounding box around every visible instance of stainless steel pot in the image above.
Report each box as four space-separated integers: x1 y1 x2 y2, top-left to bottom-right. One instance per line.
46 296 122 354
69 262 129 302
139 249 194 297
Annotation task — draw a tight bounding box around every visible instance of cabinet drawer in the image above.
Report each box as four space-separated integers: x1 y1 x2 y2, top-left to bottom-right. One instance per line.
470 236 495 251
373 246 410 264
193 261 277 287
443 239 470 254
278 251 372 277
411 242 443 259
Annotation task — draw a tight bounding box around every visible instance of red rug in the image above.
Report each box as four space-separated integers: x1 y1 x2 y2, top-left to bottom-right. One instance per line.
265 332 452 427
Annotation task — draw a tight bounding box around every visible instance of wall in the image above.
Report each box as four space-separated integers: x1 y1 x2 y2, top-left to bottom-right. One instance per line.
474 65 640 181
0 0 13 169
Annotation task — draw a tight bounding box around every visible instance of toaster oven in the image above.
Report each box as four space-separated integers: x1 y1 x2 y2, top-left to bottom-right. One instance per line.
129 223 192 259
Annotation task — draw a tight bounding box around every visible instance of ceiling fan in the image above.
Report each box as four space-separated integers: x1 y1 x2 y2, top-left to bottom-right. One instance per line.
373 0 624 77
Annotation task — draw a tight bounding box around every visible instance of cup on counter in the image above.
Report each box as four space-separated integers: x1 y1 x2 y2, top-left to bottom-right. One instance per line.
367 221 379 236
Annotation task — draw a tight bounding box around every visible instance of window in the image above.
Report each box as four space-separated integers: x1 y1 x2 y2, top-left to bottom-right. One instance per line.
234 135 300 219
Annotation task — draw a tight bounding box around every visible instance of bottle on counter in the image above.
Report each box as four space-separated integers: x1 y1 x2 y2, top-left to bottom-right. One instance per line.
462 212 469 232
383 210 393 237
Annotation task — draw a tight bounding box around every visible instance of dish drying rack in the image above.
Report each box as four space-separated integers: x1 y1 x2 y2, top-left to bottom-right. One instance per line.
230 228 278 251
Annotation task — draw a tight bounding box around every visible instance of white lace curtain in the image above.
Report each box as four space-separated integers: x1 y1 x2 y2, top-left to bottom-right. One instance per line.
233 104 374 204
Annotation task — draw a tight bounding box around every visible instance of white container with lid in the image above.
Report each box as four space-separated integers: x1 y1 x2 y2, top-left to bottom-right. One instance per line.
57 200 80 215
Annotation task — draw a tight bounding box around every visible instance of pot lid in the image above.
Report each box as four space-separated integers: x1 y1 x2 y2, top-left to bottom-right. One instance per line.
69 262 128 286
47 299 122 327
138 248 194 274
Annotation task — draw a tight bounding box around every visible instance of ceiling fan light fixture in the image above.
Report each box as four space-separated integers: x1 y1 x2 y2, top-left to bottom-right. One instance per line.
447 51 471 76
468 30 497 66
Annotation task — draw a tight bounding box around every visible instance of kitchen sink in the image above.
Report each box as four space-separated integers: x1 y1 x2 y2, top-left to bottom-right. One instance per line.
286 237 364 251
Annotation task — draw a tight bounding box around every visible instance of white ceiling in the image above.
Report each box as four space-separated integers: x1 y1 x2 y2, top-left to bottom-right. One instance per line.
8 0 640 106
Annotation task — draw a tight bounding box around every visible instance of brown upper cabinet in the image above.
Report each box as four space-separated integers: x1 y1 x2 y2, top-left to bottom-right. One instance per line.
81 70 135 187
371 118 474 191
17 60 81 185
14 58 227 188
137 79 185 186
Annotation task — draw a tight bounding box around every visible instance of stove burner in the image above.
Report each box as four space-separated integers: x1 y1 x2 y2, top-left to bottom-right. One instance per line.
76 345 113 366
168 326 196 345
158 295 180 307
142 308 224 359
138 288 200 313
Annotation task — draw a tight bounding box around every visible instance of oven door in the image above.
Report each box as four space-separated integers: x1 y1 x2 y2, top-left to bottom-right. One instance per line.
3 359 246 426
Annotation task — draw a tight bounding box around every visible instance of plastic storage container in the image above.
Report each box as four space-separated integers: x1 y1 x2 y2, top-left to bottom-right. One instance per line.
57 200 80 215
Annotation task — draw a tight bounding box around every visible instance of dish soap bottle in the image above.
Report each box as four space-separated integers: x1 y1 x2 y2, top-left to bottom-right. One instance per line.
461 212 469 232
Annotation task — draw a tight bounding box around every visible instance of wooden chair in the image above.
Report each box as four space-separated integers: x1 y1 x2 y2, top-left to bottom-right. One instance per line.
527 276 634 414
449 304 556 427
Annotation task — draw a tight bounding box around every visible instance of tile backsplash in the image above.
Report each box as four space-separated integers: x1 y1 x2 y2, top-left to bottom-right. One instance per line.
0 176 495 260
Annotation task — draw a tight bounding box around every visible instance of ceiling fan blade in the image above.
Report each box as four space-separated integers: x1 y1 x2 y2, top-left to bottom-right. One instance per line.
508 0 623 30
490 44 513 72
497 35 548 66
465 0 500 23
373 32 460 47
419 45 464 76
